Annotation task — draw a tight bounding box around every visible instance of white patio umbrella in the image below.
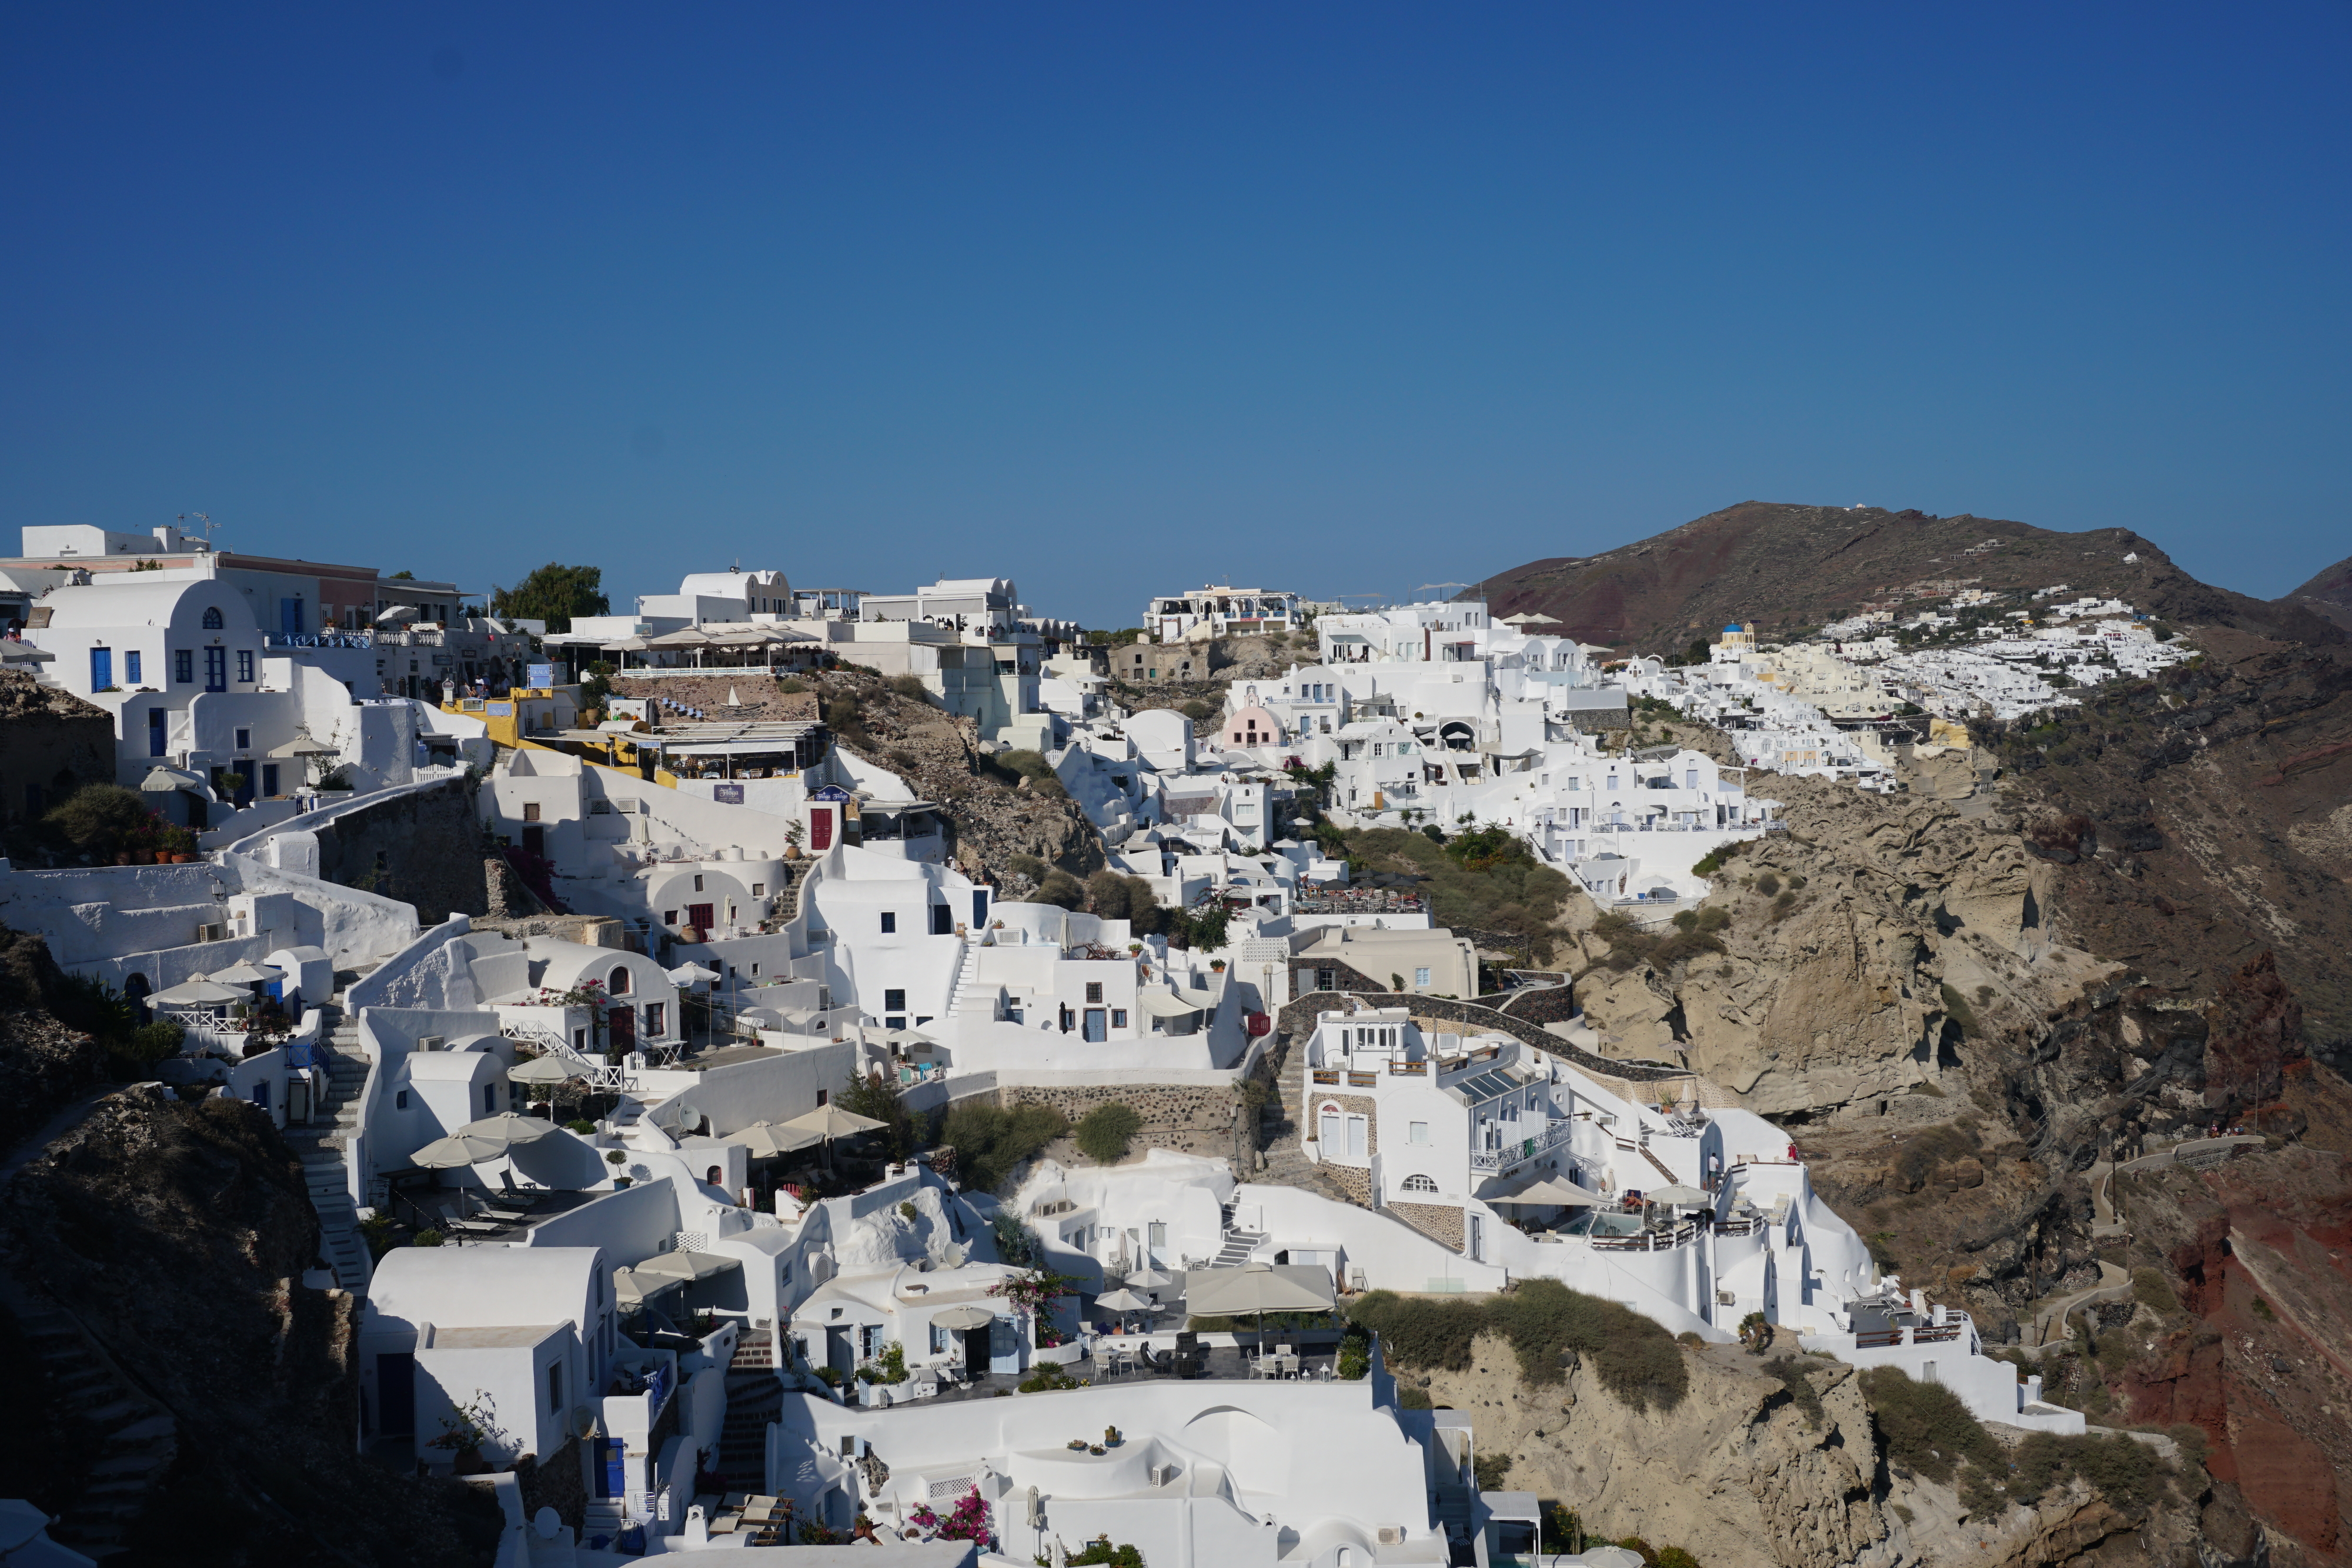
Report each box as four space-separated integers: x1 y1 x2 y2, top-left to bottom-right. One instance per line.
508 1055 577 1086
410 1131 509 1169
1645 1183 1712 1208
1125 1266 1175 1292
631 1249 743 1285
1182 1262 1337 1354
730 1121 825 1160
148 977 248 1007
613 1266 684 1308
783 1102 888 1172
1489 1175 1606 1208
881 1027 937 1049
931 1305 996 1330
1093 1288 1152 1318
455 1111 559 1147
667 962 723 985
208 959 275 985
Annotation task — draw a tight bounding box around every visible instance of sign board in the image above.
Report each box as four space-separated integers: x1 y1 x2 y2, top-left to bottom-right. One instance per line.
713 784 745 805
526 663 554 688
608 698 650 721
810 784 853 803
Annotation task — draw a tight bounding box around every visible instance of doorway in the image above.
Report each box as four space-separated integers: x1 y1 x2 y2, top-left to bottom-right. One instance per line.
376 1352 415 1436
521 824 546 858
608 1005 635 1055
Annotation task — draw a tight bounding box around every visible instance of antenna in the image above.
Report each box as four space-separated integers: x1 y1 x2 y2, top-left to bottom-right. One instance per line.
1417 581 1471 601
180 511 217 550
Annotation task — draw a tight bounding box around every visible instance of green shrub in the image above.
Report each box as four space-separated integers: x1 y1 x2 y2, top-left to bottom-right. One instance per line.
1337 1325 1371 1380
1857 1366 2003 1486
1765 1356 1825 1428
1017 1363 1082 1393
1007 854 1048 884
565 1118 596 1134
1073 1103 1142 1165
887 674 931 704
1472 1453 1513 1491
2010 1431 2169 1513
1350 1279 1689 1412
1178 700 1213 721
1034 870 1087 910
2130 1268 2180 1314
1397 1383 1431 1409
942 1102 1069 1193
1939 983 1982 1038
1754 871 1781 897
1655 1549 1700 1568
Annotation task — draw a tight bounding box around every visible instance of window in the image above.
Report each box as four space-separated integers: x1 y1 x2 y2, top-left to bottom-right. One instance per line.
236 650 254 683
816 1088 828 1105
643 1002 665 1037
607 966 632 995
692 874 704 892
548 1362 564 1413
125 650 141 684
663 911 678 926
235 728 251 751
1110 1009 1127 1029
485 1085 498 1115
930 904 953 935
1408 1121 1430 1144
751 882 764 897
1315 968 1335 992
202 606 223 629
174 648 193 684
1085 982 1103 1004
883 989 906 1013
523 801 542 821
749 962 760 977
1401 1173 1438 1193
1415 967 1431 988
396 1090 410 1110
880 911 896 934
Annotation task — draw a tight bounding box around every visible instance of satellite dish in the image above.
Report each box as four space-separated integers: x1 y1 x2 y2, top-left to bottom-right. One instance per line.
533 1507 562 1539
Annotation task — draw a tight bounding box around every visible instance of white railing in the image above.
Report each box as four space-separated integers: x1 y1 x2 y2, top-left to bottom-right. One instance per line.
1471 1116 1576 1172
500 1024 636 1091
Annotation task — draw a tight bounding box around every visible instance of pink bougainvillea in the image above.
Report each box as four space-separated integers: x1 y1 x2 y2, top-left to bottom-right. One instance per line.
907 1487 991 1547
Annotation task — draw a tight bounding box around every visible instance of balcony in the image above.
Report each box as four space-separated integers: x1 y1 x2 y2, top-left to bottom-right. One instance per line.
1471 1116 1575 1173
263 632 374 650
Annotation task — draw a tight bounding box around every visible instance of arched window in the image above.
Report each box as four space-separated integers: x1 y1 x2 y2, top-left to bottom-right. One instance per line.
201 606 223 629
607 966 632 996
1401 1174 1438 1194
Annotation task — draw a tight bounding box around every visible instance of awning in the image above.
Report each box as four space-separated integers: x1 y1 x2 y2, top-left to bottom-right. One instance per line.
1135 990 1201 1019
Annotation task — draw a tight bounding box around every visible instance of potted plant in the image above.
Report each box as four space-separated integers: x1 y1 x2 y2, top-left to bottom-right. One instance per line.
427 1391 507 1475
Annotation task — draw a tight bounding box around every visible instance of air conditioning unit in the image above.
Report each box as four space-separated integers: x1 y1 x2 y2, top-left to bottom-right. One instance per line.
195 922 226 944
1378 1527 1406 1546
417 1035 445 1052
1148 1463 1181 1487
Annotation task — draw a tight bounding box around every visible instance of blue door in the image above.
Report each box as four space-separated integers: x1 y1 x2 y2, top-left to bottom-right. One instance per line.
597 1437 626 1498
973 889 989 928
89 647 112 690
261 763 279 796
203 646 226 693
148 707 168 757
280 597 305 637
376 1351 415 1435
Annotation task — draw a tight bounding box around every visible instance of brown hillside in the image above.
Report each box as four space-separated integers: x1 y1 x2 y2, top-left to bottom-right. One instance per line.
2279 551 2352 631
1476 501 2342 653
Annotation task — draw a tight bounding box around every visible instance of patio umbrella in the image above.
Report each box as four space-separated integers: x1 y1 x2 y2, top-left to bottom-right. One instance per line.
1489 1175 1605 1208
931 1305 996 1330
508 1055 577 1086
1093 1288 1152 1315
208 959 275 985
632 1249 742 1284
613 1266 684 1307
1183 1262 1336 1319
730 1121 824 1159
1646 1183 1712 1208
410 1132 509 1169
667 962 722 985
1125 1266 1175 1291
783 1102 887 1173
148 977 248 1007
455 1111 558 1147
881 1027 937 1049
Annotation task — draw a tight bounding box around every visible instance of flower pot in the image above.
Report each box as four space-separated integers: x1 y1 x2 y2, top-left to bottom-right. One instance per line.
452 1444 492 1476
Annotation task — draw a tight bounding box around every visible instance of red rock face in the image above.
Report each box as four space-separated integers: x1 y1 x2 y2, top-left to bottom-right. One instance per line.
2204 952 2306 1116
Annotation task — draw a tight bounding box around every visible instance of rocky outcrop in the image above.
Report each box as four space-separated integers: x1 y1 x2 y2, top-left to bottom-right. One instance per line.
0 924 110 1156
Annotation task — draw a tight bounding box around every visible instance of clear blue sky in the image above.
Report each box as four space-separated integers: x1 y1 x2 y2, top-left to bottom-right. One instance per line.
5 4 2347 626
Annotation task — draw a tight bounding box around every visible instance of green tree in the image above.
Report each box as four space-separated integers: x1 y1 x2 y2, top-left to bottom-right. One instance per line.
839 1069 914 1162
42 785 165 860
491 563 610 634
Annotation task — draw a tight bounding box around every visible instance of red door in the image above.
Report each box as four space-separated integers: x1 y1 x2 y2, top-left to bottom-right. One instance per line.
608 1004 636 1054
687 903 714 931
809 808 833 851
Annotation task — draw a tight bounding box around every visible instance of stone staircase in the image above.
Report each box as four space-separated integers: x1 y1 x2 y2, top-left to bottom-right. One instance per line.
581 1498 628 1552
1212 1204 1267 1266
1253 1036 1352 1204
280 1005 373 1292
15 1302 178 1560
717 1329 783 1489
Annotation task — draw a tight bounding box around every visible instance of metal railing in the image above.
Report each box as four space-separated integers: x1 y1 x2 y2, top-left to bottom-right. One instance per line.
501 1024 635 1091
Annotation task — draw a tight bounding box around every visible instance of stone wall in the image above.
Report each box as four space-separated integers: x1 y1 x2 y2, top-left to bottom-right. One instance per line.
995 1082 1245 1168
0 673 116 836
1275 987 1685 1086
1320 1161 1371 1205
1385 1201 1464 1250
311 776 489 925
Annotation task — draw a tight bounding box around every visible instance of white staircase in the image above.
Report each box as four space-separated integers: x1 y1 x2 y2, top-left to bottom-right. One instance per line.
283 1007 373 1291
581 1499 628 1550
1212 1203 1267 1266
947 935 998 1021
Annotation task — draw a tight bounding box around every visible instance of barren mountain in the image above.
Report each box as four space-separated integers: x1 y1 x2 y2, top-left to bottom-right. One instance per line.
1474 502 2343 654
2279 552 2352 631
